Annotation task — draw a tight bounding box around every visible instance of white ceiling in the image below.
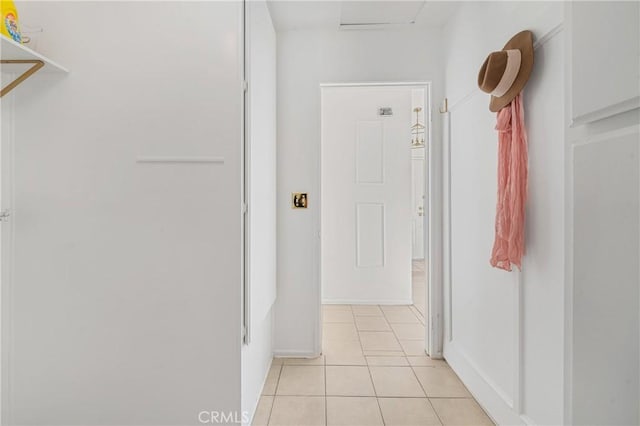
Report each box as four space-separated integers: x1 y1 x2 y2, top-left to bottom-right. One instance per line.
266 1 459 32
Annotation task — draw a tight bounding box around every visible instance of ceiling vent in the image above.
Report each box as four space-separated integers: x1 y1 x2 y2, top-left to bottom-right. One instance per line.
339 1 425 29
339 22 415 30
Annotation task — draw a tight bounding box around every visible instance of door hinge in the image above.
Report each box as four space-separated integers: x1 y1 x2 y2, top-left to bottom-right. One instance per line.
242 203 248 215
243 80 248 93
0 209 11 222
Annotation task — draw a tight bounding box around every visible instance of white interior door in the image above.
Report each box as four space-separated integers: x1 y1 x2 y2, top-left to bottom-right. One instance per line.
411 149 425 259
321 86 413 304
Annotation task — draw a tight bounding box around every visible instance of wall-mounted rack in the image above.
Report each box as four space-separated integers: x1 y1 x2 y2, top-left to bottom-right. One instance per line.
1 34 68 97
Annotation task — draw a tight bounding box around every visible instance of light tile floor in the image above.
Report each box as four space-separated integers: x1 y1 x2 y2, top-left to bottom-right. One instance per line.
254 304 494 426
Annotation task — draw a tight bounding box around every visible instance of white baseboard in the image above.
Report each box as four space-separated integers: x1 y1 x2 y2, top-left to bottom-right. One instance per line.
322 299 413 305
246 357 276 426
273 349 321 358
444 341 524 426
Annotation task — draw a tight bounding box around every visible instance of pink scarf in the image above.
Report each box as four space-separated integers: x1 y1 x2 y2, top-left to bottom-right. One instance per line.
490 93 528 271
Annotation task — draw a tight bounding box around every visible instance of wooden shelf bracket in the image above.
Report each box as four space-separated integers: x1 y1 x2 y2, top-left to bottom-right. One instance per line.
1 59 45 97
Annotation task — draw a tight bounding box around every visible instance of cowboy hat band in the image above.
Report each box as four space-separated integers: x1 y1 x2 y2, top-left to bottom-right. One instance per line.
491 50 521 97
479 49 522 97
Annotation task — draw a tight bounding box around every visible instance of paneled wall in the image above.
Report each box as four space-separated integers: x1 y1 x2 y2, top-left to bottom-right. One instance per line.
570 2 639 124
441 3 565 424
2 2 243 424
566 2 640 424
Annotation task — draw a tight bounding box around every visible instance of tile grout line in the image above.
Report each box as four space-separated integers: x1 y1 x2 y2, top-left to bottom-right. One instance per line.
409 304 426 326
324 352 327 426
428 396 475 399
325 304 479 424
388 303 429 355
407 360 467 425
379 308 405 353
407 358 438 423
265 363 284 426
404 296 443 402
355 305 386 426
264 360 277 426
324 305 352 426
278 304 480 426
426 396 445 425
328 305 486 424
365 306 437 424
400 295 445 424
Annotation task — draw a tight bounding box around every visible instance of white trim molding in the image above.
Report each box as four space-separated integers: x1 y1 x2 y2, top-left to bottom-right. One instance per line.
318 81 439 361
136 156 225 164
571 96 640 127
322 299 414 305
320 81 431 88
273 350 322 358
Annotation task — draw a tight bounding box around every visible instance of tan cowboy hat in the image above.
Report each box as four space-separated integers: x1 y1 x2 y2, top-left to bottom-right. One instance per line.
478 30 534 112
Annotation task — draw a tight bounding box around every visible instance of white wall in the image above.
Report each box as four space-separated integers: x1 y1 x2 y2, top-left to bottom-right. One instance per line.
441 3 565 425
274 26 443 355
2 2 243 424
241 1 277 424
566 2 640 424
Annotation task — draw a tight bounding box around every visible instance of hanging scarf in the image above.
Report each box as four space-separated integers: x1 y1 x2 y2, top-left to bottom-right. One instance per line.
490 93 528 271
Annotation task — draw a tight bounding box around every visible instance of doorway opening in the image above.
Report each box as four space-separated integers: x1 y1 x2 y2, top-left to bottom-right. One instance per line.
319 82 433 359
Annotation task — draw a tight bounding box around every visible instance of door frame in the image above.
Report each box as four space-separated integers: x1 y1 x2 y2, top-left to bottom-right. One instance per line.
317 81 443 358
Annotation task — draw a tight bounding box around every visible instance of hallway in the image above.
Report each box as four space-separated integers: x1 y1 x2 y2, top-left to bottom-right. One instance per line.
3 1 638 425
253 304 493 425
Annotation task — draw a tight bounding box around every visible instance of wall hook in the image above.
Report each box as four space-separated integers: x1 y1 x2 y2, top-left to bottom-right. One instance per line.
439 98 448 113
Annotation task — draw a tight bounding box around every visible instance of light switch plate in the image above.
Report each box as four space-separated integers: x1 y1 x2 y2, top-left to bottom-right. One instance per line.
292 192 308 209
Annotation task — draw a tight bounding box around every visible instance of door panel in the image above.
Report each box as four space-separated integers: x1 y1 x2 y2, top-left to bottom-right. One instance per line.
321 86 413 304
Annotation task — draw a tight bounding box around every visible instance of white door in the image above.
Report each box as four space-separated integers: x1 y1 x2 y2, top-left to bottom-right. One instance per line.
411 148 425 259
321 86 413 304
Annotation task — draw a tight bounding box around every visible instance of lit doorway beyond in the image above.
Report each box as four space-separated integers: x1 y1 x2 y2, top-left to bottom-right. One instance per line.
319 82 431 355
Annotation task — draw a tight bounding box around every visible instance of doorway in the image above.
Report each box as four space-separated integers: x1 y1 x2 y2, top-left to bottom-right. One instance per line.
319 83 431 357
